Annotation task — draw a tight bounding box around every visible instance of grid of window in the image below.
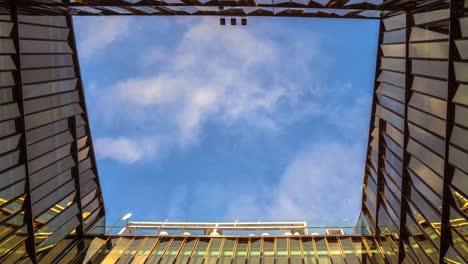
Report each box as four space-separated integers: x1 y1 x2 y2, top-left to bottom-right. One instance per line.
0 6 105 263
0 0 466 263
362 2 468 263
77 236 391 264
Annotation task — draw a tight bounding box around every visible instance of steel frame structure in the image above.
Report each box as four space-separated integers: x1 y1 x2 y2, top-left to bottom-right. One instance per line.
0 0 467 263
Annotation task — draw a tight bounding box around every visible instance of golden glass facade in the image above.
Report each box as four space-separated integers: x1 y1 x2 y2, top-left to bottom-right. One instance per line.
74 236 398 264
0 0 467 263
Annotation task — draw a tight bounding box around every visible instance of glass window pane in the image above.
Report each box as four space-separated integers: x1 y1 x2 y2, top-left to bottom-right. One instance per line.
380 57 405 72
383 29 405 44
133 238 159 264
262 239 274 264
408 107 445 137
381 44 406 58
408 123 445 156
410 27 447 42
233 239 248 264
117 238 145 264
248 239 260 264
449 145 468 173
340 238 359 264
412 76 446 100
219 238 235 264
19 23 69 40
205 239 222 264
24 91 80 115
413 9 449 25
28 144 71 174
28 131 74 160
409 42 448 59
190 239 209 264
302 238 317 264
175 239 197 264
412 60 448 79
315 239 330 264
20 40 72 54
23 79 77 100
383 13 406 31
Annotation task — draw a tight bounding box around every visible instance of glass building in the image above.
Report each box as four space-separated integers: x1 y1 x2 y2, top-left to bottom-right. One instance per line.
0 0 467 263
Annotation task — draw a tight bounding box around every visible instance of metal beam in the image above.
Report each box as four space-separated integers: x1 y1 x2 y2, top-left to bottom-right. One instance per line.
10 4 37 263
397 10 412 264
439 0 463 262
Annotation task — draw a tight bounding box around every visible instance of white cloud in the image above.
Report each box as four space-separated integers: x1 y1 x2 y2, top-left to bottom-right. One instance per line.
75 16 131 59
224 141 365 222
94 137 158 164
96 17 349 156
80 17 373 223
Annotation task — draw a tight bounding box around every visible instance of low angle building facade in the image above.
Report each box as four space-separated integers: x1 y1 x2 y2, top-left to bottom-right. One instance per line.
0 0 466 263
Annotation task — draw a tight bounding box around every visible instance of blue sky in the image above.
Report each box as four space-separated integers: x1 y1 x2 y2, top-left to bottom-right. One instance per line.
74 16 379 227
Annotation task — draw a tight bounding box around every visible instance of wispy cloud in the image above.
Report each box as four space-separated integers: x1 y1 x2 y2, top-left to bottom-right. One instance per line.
78 17 373 222
92 18 363 163
224 141 365 221
94 137 158 164
75 16 131 60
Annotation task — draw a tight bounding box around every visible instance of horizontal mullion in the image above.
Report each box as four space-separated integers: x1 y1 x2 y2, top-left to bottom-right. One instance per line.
381 41 406 45
32 188 76 220
410 87 446 101
26 129 72 149
378 67 405 74
406 166 443 201
24 100 79 117
411 73 448 82
0 229 27 256
381 154 403 176
19 37 70 42
382 130 404 149
407 185 443 219
0 147 20 170
17 21 69 30
29 155 75 190
413 18 450 28
17 52 73 56
407 120 446 143
79 169 96 187
411 56 449 63
409 38 449 44
34 203 79 236
376 102 405 119
21 63 75 71
382 181 402 205
407 105 446 122
21 76 77 89
81 188 99 209
377 79 406 89
31 169 73 204
378 196 400 225
24 92 80 116
382 170 402 193
0 211 24 235
24 103 83 131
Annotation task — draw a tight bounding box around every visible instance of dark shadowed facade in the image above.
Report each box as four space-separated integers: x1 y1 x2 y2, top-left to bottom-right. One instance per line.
0 0 466 263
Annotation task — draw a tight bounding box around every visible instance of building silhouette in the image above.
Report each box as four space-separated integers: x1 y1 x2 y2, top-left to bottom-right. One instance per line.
0 0 466 263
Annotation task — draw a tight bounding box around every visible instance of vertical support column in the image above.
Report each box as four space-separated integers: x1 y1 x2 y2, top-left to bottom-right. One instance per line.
439 0 463 262
66 15 106 234
397 11 412 264
359 18 384 235
10 4 37 263
375 118 386 238
66 15 84 242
